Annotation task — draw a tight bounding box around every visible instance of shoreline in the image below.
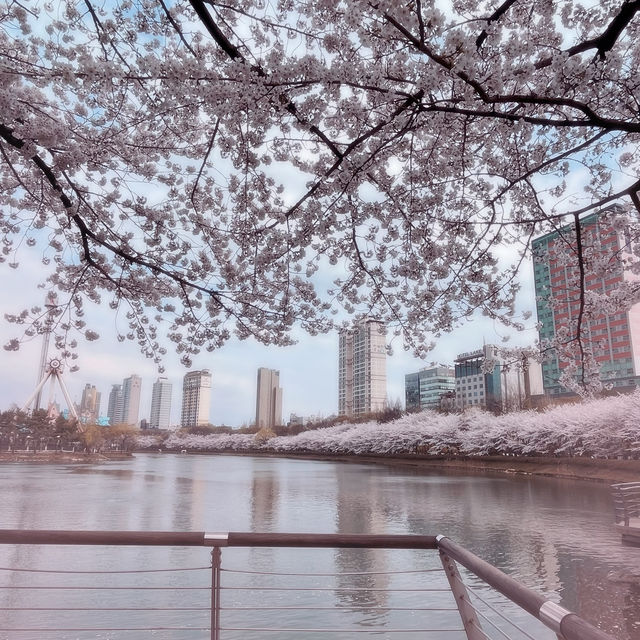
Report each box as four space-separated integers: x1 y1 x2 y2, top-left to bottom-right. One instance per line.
0 451 133 464
2 448 638 483
147 449 640 483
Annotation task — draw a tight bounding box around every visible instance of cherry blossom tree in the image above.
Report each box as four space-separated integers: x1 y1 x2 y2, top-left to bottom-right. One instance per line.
141 389 640 460
2 0 640 374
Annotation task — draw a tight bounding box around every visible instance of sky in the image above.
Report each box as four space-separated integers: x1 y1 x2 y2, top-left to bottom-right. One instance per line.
0 245 539 428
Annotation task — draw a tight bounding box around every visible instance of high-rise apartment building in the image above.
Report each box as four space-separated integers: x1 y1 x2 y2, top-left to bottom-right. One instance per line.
79 383 101 424
107 384 123 425
120 374 142 426
150 377 172 429
338 319 387 416
181 370 212 427
533 208 640 395
106 373 141 426
405 366 455 412
255 368 283 429
454 345 504 412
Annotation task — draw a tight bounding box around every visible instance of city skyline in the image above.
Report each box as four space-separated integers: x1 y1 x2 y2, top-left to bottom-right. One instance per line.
0 250 539 427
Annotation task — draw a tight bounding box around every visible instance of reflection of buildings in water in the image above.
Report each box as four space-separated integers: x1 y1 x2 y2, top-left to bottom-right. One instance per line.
245 464 281 599
520 537 562 594
334 547 389 626
166 456 199 530
184 462 205 527
250 464 280 531
333 466 390 618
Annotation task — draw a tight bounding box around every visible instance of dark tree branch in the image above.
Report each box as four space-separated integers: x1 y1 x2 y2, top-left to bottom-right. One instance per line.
190 118 219 204
189 0 242 59
572 212 587 387
416 102 640 134
381 9 640 134
476 0 519 49
189 0 344 159
566 0 640 59
0 122 221 302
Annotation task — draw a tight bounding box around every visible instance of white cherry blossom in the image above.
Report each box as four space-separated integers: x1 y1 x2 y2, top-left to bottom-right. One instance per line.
1 0 639 387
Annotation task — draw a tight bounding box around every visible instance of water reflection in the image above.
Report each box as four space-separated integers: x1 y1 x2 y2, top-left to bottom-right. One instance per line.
352 467 640 639
0 454 638 640
333 466 390 626
250 460 280 530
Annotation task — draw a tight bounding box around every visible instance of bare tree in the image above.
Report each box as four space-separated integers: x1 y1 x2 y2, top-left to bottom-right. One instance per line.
2 0 640 387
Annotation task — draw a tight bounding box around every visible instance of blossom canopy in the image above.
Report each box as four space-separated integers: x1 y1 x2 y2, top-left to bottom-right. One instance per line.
2 0 640 368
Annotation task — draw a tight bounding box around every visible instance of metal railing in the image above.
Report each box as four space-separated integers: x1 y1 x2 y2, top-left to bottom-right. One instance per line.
611 482 640 526
0 530 615 640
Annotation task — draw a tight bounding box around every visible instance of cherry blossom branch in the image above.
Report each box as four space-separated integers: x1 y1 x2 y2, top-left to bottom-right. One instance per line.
380 8 640 133
158 0 197 56
0 121 291 330
565 0 640 60
475 0 519 49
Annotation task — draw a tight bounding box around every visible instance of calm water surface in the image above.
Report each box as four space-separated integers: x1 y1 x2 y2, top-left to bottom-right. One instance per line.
0 453 638 640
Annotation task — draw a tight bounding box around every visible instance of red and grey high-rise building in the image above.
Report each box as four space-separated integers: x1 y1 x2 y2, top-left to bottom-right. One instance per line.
533 207 640 395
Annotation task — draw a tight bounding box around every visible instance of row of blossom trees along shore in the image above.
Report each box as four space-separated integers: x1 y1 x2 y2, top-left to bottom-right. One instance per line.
2 390 638 459
130 391 640 460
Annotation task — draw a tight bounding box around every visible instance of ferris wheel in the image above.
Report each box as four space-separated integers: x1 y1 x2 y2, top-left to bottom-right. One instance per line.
22 357 82 431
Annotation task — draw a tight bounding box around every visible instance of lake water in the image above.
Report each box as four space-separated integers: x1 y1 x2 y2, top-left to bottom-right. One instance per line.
0 453 638 640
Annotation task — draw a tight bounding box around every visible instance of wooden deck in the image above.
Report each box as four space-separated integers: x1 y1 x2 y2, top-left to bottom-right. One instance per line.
612 482 640 546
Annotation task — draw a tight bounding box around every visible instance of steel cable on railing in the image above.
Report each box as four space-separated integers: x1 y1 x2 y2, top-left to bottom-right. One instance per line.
0 563 212 634
458 577 541 640
219 585 450 591
220 567 445 576
221 605 458 611
468 598 539 640
213 566 461 636
0 565 209 573
217 626 466 634
0 626 211 632
1 606 211 611
0 585 210 589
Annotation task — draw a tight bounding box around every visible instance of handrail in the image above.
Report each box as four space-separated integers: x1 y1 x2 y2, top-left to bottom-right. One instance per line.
611 482 640 526
225 532 438 548
437 536 614 640
0 529 616 640
0 529 438 549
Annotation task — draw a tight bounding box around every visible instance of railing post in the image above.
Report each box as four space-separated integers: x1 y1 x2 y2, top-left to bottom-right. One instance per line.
439 548 487 640
211 546 222 640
